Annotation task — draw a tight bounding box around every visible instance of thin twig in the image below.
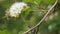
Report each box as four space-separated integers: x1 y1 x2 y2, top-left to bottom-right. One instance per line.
31 10 48 12
23 0 58 34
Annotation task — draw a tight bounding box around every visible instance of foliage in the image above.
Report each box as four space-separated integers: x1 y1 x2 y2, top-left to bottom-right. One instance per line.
0 0 60 34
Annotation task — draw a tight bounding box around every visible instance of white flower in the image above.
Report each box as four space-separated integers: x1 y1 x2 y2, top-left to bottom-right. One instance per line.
9 2 28 17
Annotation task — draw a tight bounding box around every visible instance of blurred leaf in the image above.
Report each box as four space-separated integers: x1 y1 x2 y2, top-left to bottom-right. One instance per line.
0 0 5 2
22 0 34 4
1 3 11 9
34 0 41 4
42 0 55 4
48 23 57 32
0 30 9 34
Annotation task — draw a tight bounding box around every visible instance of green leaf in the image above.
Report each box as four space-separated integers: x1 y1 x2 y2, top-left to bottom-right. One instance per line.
1 3 11 9
34 0 41 4
42 0 55 4
22 0 34 4
0 0 5 2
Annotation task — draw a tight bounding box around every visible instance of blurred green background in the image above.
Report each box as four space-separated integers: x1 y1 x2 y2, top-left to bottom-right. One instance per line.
0 0 60 34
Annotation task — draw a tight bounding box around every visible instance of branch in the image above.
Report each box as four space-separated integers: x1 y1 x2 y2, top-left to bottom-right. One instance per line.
23 0 58 34
31 10 48 12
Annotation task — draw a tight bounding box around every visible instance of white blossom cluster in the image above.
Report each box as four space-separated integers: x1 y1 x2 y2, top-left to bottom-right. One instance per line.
9 2 28 17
